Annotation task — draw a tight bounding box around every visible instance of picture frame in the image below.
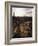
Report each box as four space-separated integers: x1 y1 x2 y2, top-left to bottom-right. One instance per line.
5 2 37 45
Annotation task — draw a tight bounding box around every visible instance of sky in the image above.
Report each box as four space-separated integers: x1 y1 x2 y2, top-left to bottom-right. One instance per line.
12 7 33 17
